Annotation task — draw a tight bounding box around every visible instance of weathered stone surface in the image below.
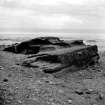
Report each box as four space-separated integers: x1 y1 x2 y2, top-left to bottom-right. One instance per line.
4 37 70 54
66 40 84 46
22 45 99 73
3 37 99 73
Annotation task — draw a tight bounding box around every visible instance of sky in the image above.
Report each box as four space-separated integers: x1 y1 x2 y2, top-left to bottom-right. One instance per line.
0 0 105 33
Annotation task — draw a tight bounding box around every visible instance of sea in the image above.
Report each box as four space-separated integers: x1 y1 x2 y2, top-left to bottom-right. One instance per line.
0 32 105 51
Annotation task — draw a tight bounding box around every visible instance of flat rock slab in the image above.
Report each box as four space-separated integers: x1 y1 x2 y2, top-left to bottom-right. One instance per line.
22 45 99 73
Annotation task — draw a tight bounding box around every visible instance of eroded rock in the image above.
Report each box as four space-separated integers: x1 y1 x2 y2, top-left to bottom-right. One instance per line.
22 45 99 73
3 37 99 73
4 37 70 54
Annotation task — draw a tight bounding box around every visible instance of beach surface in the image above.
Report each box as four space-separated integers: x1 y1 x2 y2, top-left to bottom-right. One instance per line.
0 38 105 105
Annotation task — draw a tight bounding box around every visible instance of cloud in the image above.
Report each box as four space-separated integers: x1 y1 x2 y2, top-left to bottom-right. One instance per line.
0 0 105 32
0 6 82 30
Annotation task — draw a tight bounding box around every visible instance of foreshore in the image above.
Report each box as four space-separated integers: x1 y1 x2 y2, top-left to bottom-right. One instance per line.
0 39 105 105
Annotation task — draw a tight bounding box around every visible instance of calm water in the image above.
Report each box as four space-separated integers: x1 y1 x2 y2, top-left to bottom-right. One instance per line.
0 32 105 40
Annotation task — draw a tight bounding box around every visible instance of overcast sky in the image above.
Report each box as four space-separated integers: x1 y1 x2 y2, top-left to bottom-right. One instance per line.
0 0 105 33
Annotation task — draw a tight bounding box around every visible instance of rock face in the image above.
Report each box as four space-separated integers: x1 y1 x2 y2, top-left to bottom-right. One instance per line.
4 37 70 54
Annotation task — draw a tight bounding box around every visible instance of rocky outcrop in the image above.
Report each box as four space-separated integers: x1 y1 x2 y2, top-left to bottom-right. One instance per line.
22 45 99 73
4 37 70 54
3 37 99 73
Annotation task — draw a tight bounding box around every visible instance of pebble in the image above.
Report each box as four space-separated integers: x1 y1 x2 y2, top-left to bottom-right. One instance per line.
58 89 64 94
51 102 57 105
75 89 84 95
85 88 98 94
32 97 38 101
88 88 93 92
98 93 104 100
18 100 22 104
67 99 72 104
3 78 8 82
